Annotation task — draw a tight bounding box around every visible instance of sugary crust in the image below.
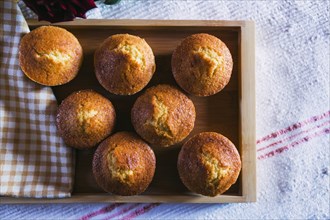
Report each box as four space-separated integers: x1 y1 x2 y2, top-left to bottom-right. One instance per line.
19 26 83 86
131 84 196 147
94 34 156 95
92 132 156 196
177 132 241 196
172 33 233 96
56 90 116 149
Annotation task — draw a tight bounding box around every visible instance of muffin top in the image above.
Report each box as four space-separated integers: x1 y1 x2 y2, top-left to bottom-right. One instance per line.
172 33 233 96
56 90 116 149
92 132 156 196
131 84 196 147
177 132 241 196
94 34 156 95
19 26 83 86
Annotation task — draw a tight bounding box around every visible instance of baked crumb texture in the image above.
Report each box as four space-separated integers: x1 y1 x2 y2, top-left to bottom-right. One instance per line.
94 34 156 95
56 90 116 149
131 84 196 147
92 132 156 196
19 26 83 86
177 132 241 197
172 33 233 96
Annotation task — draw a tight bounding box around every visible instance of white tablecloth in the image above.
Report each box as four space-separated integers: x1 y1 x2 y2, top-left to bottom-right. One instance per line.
2 0 329 219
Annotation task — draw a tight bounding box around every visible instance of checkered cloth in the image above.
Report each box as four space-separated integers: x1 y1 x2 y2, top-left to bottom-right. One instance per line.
0 1 74 198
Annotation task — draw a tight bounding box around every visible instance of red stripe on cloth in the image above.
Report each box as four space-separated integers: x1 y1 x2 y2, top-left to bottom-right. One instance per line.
80 203 123 220
102 204 140 220
121 203 160 220
256 111 330 144
258 127 330 160
257 120 330 152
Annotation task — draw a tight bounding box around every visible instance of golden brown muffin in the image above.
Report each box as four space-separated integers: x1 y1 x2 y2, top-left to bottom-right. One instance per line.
19 26 83 86
177 132 241 197
56 90 116 149
92 132 156 196
94 34 156 95
172 33 233 96
131 84 196 147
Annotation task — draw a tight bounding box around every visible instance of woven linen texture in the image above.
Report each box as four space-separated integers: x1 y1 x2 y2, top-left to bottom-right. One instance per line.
0 1 74 198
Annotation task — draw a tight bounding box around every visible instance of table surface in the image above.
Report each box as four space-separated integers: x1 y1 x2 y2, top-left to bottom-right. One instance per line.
1 0 329 219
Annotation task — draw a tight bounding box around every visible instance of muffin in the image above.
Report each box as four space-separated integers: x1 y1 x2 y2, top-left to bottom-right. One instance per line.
94 34 156 95
177 132 241 197
92 132 156 196
19 26 83 86
56 90 116 149
172 33 233 96
131 84 195 147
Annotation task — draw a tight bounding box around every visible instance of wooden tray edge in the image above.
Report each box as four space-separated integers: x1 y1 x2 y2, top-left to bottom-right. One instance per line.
26 19 254 28
240 21 256 202
1 193 253 204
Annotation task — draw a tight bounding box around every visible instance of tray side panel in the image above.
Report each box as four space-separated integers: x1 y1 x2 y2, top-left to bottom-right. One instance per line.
240 21 256 202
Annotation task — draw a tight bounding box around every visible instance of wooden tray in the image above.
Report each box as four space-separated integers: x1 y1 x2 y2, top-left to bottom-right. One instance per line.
3 19 255 203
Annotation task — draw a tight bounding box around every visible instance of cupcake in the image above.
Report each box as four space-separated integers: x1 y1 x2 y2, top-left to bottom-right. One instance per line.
131 84 196 147
19 26 83 86
56 90 116 149
94 34 156 95
177 132 241 196
92 132 156 196
172 33 233 96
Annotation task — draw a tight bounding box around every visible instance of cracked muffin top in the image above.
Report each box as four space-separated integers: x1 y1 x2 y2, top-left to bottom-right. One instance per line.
94 34 156 95
92 131 156 196
56 90 116 149
19 26 83 86
172 33 233 96
131 84 196 147
177 132 241 197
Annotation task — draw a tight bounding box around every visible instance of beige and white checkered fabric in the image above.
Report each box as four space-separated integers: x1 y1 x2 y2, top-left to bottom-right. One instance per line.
0 1 74 198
